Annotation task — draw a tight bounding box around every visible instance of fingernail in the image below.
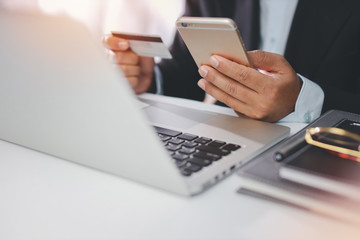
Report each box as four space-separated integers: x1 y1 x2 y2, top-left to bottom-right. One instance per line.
198 79 205 90
118 41 128 50
198 66 209 78
210 56 219 68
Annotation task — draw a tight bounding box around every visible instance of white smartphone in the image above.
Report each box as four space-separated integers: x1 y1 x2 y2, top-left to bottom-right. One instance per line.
176 17 250 68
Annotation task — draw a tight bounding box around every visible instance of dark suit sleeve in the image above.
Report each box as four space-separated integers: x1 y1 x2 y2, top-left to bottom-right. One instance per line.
318 70 360 114
285 0 360 115
315 25 360 114
300 19 360 114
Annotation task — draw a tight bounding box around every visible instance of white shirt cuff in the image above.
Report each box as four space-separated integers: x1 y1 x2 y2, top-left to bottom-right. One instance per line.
279 74 324 123
153 65 164 95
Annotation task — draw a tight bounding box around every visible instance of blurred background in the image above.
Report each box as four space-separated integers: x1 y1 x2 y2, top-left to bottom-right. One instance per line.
0 0 185 46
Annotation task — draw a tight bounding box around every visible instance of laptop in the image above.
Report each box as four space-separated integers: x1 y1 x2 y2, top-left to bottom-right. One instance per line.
0 10 289 196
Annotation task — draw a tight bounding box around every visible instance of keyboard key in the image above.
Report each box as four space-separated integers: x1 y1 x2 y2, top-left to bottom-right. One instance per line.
173 153 189 161
194 151 221 161
188 157 212 167
208 140 226 148
168 138 185 145
222 143 241 151
182 142 198 148
180 168 192 176
175 160 186 168
183 163 202 173
158 134 171 142
179 147 196 155
194 137 212 144
166 144 181 151
177 133 198 141
154 126 181 137
197 145 230 156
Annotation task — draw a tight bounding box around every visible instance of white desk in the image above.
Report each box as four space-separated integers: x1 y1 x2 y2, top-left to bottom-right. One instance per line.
1 94 359 240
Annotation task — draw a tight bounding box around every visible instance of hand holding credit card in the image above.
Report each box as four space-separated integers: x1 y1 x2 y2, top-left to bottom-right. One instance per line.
111 32 172 59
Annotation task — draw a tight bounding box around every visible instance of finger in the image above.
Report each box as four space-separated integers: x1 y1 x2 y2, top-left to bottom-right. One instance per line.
198 65 258 104
197 78 252 115
127 76 139 88
103 34 130 51
209 55 267 92
133 57 155 94
247 50 288 72
114 50 139 65
198 79 276 121
139 56 155 77
120 64 141 77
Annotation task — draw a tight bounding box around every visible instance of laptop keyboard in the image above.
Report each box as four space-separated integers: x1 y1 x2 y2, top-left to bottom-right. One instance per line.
154 126 241 177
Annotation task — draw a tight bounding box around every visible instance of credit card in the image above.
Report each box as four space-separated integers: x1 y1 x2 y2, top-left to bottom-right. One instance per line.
111 32 172 59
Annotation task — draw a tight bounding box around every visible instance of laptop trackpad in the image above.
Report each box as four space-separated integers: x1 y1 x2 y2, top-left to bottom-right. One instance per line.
143 102 217 129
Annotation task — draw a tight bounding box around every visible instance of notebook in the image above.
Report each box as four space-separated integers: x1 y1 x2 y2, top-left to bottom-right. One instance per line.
279 119 360 201
0 10 289 196
237 110 360 224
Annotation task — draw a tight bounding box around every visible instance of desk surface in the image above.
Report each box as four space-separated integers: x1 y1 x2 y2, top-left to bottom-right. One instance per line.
1 94 359 240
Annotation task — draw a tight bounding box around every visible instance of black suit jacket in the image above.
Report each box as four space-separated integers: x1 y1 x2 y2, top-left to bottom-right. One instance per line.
158 0 360 114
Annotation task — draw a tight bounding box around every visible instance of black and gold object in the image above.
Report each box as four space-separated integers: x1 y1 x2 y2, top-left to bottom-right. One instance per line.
305 126 360 162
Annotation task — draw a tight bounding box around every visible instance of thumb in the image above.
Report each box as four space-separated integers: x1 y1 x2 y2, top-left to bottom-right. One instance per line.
103 34 130 51
247 50 286 72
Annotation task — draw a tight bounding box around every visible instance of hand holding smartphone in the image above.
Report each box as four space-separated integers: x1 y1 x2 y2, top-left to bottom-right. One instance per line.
176 17 250 68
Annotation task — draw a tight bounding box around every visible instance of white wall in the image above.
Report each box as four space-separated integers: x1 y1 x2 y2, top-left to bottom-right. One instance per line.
0 0 185 46
102 0 184 46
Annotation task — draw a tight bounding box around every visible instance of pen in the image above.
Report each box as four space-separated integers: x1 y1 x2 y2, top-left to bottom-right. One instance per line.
274 136 308 161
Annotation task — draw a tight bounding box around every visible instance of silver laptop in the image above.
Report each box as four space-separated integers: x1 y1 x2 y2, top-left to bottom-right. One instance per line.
0 10 289 195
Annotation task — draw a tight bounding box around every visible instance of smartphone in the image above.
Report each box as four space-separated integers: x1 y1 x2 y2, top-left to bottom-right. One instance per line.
176 17 250 68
